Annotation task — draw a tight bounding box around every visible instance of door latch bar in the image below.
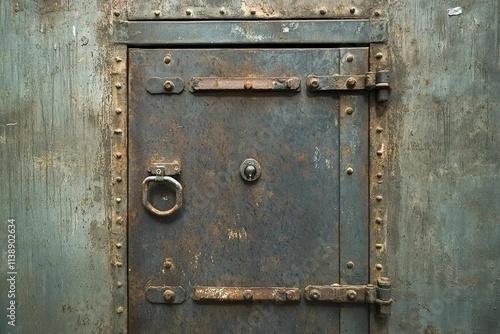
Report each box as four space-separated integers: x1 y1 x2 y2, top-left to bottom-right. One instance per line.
305 277 393 317
192 286 301 303
188 77 301 92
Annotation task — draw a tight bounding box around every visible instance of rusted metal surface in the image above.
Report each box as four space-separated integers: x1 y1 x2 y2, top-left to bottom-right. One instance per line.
127 0 373 20
188 76 301 92
114 20 388 45
192 286 301 302
128 47 371 332
145 286 186 304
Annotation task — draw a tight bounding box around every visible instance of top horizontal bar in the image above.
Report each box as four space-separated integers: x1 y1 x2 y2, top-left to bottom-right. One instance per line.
114 20 388 45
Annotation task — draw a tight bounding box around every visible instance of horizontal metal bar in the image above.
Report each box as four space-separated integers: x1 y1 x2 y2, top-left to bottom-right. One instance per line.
115 20 388 45
145 286 186 304
305 284 376 303
192 286 301 303
307 74 369 91
146 78 185 94
188 77 301 92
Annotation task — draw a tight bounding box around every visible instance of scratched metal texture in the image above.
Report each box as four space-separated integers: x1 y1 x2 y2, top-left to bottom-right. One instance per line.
128 48 370 333
0 0 120 333
386 0 500 333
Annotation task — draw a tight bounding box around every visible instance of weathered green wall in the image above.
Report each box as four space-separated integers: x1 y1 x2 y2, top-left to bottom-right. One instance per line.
0 1 117 333
387 0 500 332
0 0 499 333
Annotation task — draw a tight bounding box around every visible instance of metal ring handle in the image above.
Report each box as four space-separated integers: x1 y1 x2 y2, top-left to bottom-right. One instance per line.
142 176 183 216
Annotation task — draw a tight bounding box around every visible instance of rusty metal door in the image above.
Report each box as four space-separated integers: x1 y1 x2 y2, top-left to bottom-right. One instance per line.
128 48 372 332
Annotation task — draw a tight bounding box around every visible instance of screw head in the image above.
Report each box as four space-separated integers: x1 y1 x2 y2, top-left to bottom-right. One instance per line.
346 167 354 175
346 77 357 88
163 81 174 91
243 290 253 300
163 289 176 301
346 54 354 62
309 289 321 300
346 261 354 269
347 289 357 300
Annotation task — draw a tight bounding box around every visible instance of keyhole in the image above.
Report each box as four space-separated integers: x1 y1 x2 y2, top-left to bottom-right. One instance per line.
245 165 256 179
240 158 261 182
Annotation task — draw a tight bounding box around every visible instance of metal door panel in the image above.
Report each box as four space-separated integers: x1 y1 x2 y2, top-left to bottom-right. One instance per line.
128 48 369 333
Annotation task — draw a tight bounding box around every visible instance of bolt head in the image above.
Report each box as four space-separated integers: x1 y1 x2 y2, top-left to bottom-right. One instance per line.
320 8 326 15
347 261 354 269
163 56 171 64
347 290 357 300
346 167 354 175
163 289 175 301
244 81 253 89
346 55 354 62
308 78 320 89
309 289 321 300
375 263 383 270
243 290 253 300
163 260 173 269
346 77 357 88
375 52 384 59
163 81 174 91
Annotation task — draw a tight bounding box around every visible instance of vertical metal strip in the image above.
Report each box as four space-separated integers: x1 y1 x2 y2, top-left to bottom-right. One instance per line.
339 48 370 333
110 27 128 334
369 43 390 334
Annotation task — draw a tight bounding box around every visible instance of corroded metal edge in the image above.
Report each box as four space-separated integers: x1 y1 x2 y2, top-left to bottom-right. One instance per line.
369 41 390 333
110 40 128 334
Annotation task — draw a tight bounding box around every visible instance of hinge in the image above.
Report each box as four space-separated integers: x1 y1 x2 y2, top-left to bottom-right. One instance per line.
307 70 390 102
305 277 393 318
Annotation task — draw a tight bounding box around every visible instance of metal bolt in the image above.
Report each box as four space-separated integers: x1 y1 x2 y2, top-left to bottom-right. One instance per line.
115 108 122 114
376 126 384 133
308 78 320 89
163 80 174 91
350 7 356 14
376 264 383 270
346 77 357 88
346 55 354 62
377 149 384 156
244 81 252 89
320 8 327 15
286 78 298 89
375 217 383 224
115 83 122 89
116 261 123 267
376 243 383 249
375 52 384 59
347 290 357 300
376 195 383 201
250 8 256 15
244 165 257 179
154 10 160 16
243 290 253 300
345 107 353 115
116 176 122 182
163 260 173 269
346 167 354 175
309 289 321 300
347 261 354 269
116 243 122 248
116 306 124 314
114 128 123 134
163 56 171 64
163 289 175 302
116 197 122 203
374 10 381 17
117 281 123 287
219 8 225 15
286 290 295 300
113 11 120 17
376 173 383 178
186 9 192 15
115 57 122 62
115 152 122 158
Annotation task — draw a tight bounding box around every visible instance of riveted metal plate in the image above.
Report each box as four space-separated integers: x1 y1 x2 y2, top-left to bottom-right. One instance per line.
128 48 371 333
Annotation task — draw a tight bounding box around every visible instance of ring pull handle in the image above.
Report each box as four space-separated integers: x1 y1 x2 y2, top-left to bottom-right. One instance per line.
142 162 182 216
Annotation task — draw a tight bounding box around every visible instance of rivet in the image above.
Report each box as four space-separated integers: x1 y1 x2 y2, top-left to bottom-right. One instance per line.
375 52 384 60
154 10 160 16
115 108 122 114
377 149 384 156
308 77 320 89
286 290 295 300
117 281 123 287
243 290 253 300
374 10 381 17
346 77 357 88
186 9 192 15
115 83 122 89
309 289 321 300
116 306 124 314
116 216 123 225
116 261 123 267
350 7 356 14
347 290 357 300
219 8 225 15
163 289 175 302
250 9 256 15
346 54 354 62
116 243 122 248
163 260 173 269
375 243 383 249
116 176 122 182
346 167 354 175
115 57 122 62
320 8 327 15
376 127 384 133
376 195 383 202
115 152 122 158
114 129 123 134
375 217 383 224
113 11 120 17
163 80 174 91
163 56 171 64
346 261 354 269
244 81 253 90
376 264 383 270
116 197 122 203
376 173 383 178
345 107 353 114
